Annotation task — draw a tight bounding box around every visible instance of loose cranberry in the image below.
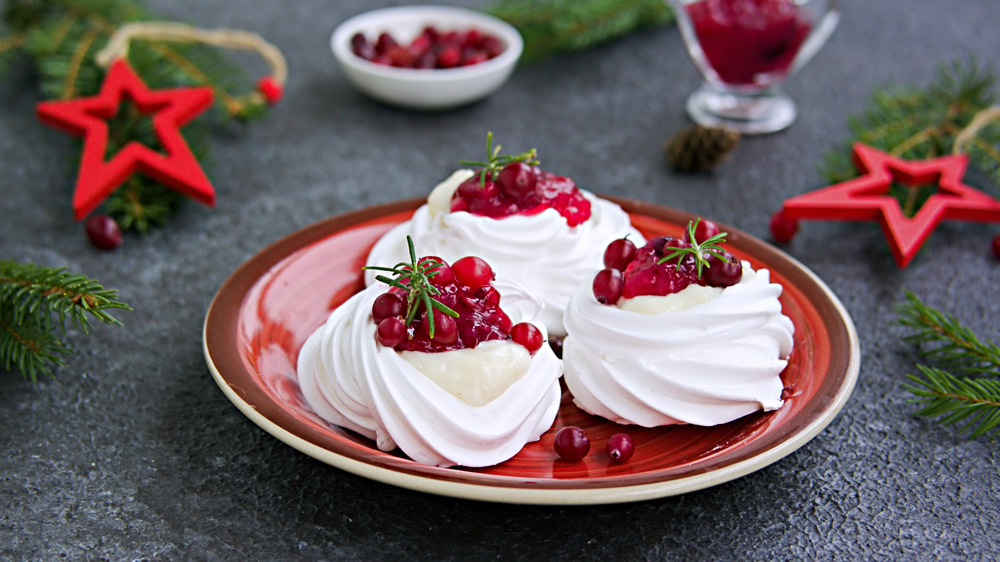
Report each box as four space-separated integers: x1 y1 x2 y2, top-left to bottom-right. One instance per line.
603 237 638 271
704 252 743 288
377 317 407 347
769 209 799 243
436 45 462 68
85 214 123 250
510 322 543 354
496 162 537 201
592 268 624 305
452 256 493 287
372 291 406 323
992 234 1000 260
683 218 721 244
605 433 635 463
374 32 398 55
350 32 375 60
554 426 590 461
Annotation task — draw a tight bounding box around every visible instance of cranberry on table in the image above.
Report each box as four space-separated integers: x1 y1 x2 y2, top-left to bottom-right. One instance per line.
554 426 590 461
769 209 800 243
605 433 635 463
84 214 123 250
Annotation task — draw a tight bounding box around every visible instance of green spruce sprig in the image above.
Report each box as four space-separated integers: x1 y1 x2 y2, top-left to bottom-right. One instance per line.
0 259 131 380
658 218 728 278
458 131 539 188
362 236 458 338
897 290 1000 438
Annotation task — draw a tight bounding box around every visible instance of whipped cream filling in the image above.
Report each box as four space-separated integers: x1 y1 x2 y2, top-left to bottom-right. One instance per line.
562 262 794 427
364 169 643 337
297 279 562 467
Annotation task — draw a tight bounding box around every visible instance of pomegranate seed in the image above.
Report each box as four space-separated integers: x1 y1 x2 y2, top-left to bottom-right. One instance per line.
510 322 544 354
554 426 590 461
376 317 407 347
592 268 624 305
372 291 406 323
603 237 638 271
605 433 634 463
84 214 123 250
769 210 799 243
452 256 493 287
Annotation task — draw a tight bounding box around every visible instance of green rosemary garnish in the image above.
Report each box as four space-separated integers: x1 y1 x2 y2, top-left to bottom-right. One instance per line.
458 131 539 188
658 219 729 278
362 236 458 338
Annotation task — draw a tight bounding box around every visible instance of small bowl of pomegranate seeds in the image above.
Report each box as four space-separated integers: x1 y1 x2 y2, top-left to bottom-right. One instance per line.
330 5 523 110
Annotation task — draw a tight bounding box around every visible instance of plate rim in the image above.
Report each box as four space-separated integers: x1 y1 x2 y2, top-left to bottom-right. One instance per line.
203 197 860 505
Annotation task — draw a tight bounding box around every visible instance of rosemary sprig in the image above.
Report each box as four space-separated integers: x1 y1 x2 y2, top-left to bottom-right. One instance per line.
458 131 539 188
897 290 1000 438
362 236 458 338
658 219 729 278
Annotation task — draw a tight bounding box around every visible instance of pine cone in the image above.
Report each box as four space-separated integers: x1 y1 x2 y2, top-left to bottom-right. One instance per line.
665 125 740 173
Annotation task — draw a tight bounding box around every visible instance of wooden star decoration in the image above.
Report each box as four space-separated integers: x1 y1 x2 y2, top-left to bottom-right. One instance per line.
36 59 216 220
780 143 1000 268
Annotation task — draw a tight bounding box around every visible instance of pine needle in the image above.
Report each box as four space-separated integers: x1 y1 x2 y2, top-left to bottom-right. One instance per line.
897 290 1000 438
0 260 130 380
904 366 1000 438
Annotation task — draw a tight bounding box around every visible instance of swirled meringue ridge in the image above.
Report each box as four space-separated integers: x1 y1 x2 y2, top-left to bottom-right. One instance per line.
562 264 795 427
297 280 562 467
363 170 642 337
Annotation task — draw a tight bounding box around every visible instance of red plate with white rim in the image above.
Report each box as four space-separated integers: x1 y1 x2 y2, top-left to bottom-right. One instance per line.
203 197 859 505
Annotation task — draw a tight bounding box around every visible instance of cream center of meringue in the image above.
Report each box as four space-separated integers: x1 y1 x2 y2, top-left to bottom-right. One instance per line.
399 340 531 406
617 264 755 315
426 169 475 217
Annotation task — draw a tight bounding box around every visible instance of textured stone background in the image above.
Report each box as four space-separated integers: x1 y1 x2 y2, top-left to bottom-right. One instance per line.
2 0 999 559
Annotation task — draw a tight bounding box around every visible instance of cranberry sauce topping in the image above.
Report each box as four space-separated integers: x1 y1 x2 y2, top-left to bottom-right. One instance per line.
370 253 551 354
351 26 505 69
450 165 593 227
688 0 812 86
621 237 705 299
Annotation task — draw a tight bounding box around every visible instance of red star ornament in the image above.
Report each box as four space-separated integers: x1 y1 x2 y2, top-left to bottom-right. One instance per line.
36 59 216 220
780 143 1000 268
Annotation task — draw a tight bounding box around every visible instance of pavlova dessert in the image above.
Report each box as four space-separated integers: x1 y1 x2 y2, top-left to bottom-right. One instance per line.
562 219 795 427
364 133 641 337
297 236 562 467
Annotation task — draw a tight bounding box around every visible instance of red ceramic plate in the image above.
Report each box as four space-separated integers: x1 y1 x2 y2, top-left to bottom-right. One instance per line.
203 198 859 505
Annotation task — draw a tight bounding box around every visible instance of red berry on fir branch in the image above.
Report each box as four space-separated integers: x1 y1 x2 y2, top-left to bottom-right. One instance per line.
84 214 123 250
769 209 799 243
257 76 283 105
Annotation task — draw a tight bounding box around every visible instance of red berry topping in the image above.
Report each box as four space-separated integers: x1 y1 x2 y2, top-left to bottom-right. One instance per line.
365 236 518 353
372 291 406 323
769 209 799 243
377 317 407 347
592 268 624 305
451 133 593 227
452 256 493 287
510 322 544 354
603 237 638 271
85 214 123 250
554 426 590 461
605 433 635 463
704 252 743 288
683 218 721 245
349 26 505 69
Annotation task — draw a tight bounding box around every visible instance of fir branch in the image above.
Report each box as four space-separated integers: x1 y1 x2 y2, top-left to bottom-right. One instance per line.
903 365 1000 438
0 260 130 380
821 59 1000 188
486 0 674 62
897 290 1000 376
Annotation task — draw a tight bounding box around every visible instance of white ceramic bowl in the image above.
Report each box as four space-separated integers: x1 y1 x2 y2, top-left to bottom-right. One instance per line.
330 5 523 110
